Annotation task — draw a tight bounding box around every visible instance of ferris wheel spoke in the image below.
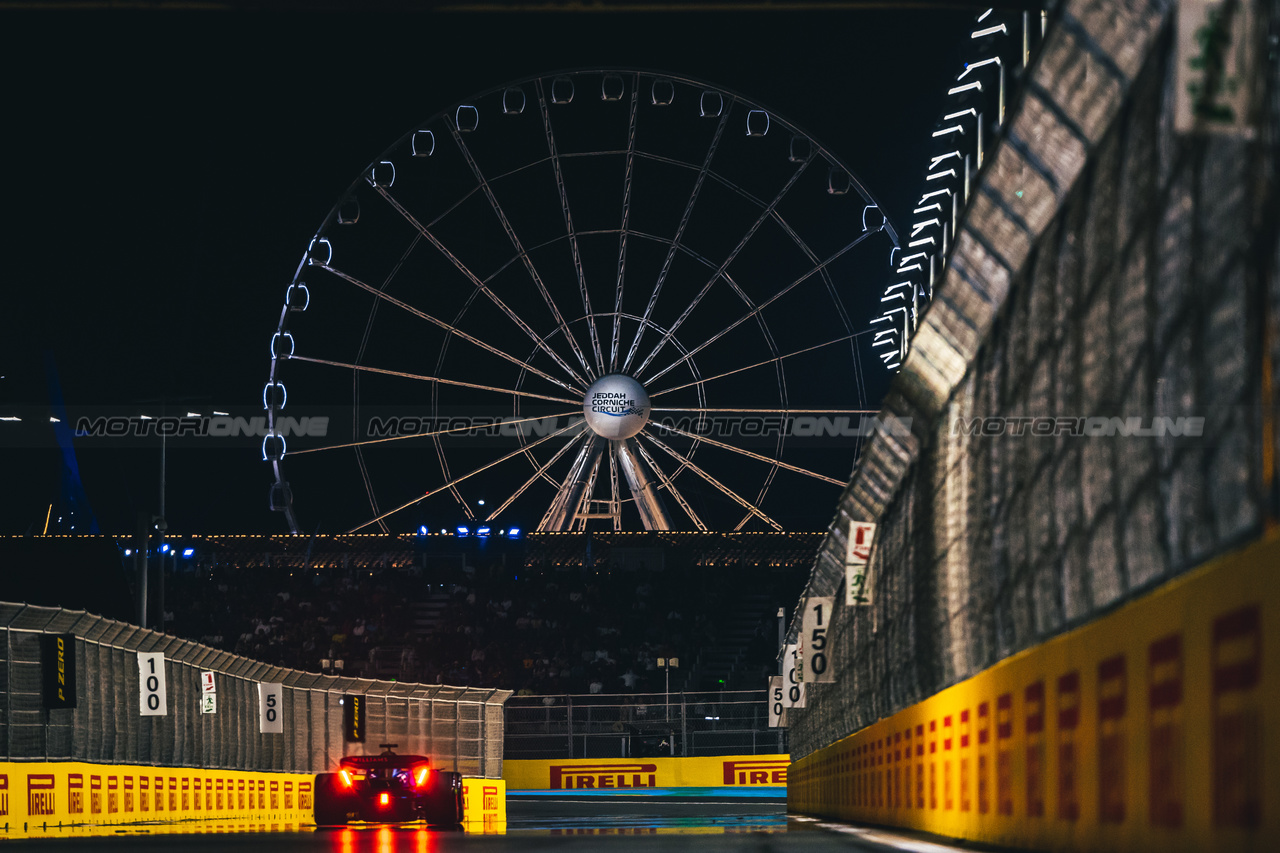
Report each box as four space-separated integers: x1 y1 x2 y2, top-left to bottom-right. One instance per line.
610 74 640 373
445 117 596 384
607 444 622 531
347 418 584 533
614 438 672 530
649 330 868 398
633 151 815 378
287 410 581 457
313 261 581 395
366 189 589 391
536 79 606 377
286 354 580 405
642 227 879 385
631 437 706 531
486 428 588 521
538 435 605 531
622 105 733 374
573 447 605 531
640 433 782 531
650 421 845 486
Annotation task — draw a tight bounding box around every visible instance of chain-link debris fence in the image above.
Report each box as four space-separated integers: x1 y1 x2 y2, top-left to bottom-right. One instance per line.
0 602 509 777
504 690 786 759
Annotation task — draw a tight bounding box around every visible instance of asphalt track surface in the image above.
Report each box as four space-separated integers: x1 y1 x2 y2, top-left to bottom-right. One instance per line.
0 799 993 852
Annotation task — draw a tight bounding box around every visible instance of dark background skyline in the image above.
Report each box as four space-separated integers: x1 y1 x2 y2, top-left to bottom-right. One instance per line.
0 6 976 534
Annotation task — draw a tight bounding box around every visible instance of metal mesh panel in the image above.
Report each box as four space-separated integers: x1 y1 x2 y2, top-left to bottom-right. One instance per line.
0 604 511 776
290 686 309 772
504 691 779 759
787 0 1280 761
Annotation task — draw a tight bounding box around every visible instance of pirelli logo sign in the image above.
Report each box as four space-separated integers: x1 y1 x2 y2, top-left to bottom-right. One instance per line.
28 774 56 816
549 763 658 790
723 759 789 785
505 755 791 792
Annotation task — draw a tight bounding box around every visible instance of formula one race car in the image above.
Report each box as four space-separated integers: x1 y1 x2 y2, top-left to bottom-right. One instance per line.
314 744 463 826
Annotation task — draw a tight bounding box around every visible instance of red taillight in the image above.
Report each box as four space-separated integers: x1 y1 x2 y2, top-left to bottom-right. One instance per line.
379 792 390 807
339 770 353 788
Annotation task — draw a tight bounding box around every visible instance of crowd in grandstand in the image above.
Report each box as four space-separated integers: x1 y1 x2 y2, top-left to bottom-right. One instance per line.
167 548 773 694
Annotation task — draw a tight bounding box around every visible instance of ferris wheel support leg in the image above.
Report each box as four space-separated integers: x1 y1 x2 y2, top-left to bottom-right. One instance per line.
614 438 672 531
541 437 604 531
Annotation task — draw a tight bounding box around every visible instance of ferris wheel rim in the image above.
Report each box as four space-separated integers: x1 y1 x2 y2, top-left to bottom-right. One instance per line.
267 67 900 535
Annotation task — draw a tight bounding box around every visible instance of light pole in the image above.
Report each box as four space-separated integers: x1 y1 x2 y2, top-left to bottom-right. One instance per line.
657 657 678 720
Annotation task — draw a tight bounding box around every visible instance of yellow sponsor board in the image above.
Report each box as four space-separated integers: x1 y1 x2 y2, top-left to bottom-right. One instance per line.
0 762 505 836
504 755 789 791
789 531 1280 853
461 777 506 832
0 761 314 833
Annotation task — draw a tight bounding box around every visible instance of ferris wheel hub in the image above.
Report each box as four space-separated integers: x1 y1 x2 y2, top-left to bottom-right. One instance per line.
583 374 650 440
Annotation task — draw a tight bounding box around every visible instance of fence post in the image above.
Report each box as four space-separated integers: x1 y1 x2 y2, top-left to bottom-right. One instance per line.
5 628 11 760
566 695 573 758
479 697 487 777
680 692 687 756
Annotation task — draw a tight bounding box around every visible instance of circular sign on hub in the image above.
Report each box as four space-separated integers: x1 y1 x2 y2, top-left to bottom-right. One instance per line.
583 374 650 440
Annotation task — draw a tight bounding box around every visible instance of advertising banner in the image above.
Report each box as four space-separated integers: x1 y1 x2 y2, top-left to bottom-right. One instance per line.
504 755 790 793
343 695 365 742
41 634 77 709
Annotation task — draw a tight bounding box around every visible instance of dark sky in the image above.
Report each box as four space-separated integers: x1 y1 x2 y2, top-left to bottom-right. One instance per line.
0 6 975 535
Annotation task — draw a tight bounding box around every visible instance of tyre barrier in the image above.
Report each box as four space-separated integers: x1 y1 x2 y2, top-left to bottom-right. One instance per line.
788 532 1279 852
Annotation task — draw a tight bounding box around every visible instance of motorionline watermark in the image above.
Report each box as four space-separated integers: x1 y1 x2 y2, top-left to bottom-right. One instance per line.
37 411 914 448
3 409 1208 449
73 414 329 439
951 416 1205 437
364 414 914 442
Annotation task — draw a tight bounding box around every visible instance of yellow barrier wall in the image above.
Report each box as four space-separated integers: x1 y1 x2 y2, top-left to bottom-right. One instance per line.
0 761 314 833
505 755 789 791
462 777 506 831
0 762 506 836
788 533 1280 852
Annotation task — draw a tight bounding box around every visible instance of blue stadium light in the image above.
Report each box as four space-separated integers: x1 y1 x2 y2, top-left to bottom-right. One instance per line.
124 549 132 557
507 527 521 539
477 526 491 537
160 544 170 553
456 526 469 537
419 525 428 535
182 548 195 557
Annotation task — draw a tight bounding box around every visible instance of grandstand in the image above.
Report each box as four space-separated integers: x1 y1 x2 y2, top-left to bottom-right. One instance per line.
1 532 819 697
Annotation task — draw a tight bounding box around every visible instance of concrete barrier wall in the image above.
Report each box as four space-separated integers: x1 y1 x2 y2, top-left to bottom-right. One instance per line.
0 762 507 837
785 0 1280 845
0 761 314 833
0 602 510 777
788 532 1278 852
789 0 1277 751
505 755 789 795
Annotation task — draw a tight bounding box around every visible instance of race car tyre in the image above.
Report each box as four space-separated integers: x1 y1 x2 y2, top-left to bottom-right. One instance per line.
313 772 360 826
422 771 463 826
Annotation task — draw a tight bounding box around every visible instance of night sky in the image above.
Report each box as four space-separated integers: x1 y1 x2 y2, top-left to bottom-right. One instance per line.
0 6 975 535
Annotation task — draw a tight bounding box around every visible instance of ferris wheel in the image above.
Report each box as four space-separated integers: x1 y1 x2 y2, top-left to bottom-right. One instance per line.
265 70 898 534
